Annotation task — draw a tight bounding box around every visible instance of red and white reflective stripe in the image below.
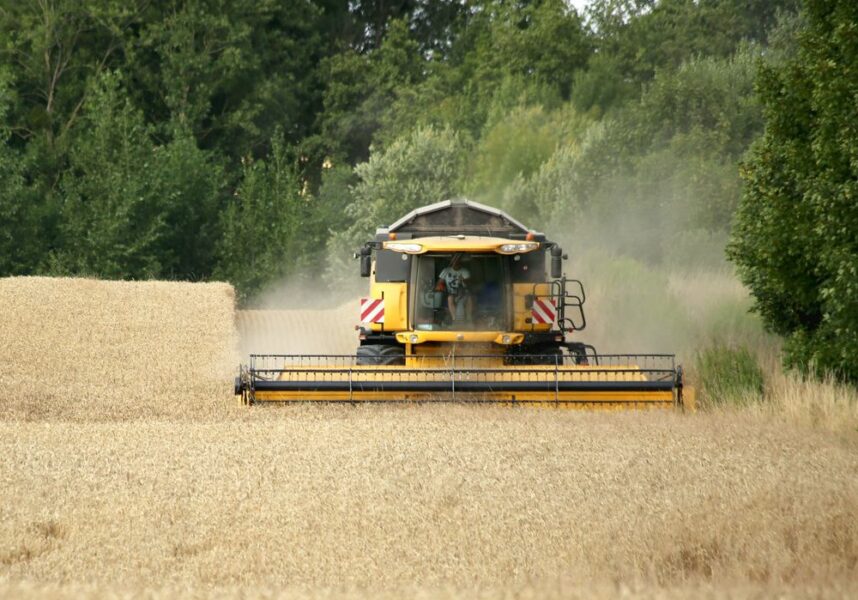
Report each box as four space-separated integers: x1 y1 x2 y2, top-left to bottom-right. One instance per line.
531 298 556 325
360 298 385 323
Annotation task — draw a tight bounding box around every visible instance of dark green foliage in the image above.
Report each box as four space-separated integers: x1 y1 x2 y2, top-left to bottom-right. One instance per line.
564 51 761 267
586 0 799 97
0 1 142 151
316 19 423 163
482 0 591 100
695 343 765 406
0 70 46 275
728 0 858 383
326 125 466 283
214 133 302 303
54 73 223 279
56 73 175 278
0 0 812 322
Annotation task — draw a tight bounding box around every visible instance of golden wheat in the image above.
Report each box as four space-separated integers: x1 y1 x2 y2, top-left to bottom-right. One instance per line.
746 356 858 435
0 276 856 598
0 408 856 596
0 277 238 421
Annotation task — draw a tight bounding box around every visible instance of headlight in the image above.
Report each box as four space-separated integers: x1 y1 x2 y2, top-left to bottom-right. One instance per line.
497 242 539 254
384 242 423 253
409 334 419 343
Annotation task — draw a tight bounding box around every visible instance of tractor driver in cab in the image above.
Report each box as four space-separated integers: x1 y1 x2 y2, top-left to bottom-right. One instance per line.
437 253 473 323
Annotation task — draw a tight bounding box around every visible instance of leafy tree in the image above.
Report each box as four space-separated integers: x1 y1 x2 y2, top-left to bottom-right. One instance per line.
501 136 589 227
316 18 423 164
146 132 225 278
570 52 637 116
574 52 761 233
214 132 303 302
303 163 357 255
131 0 326 158
56 72 168 277
483 0 591 100
582 0 798 112
0 1 147 152
0 69 44 275
326 126 465 282
377 1 591 145
728 0 858 383
467 105 563 200
56 72 223 279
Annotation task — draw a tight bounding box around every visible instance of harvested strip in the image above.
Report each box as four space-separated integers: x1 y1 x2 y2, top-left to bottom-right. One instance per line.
237 305 357 358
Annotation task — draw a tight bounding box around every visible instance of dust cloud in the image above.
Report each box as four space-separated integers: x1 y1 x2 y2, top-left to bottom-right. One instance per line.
542 187 763 363
238 274 363 358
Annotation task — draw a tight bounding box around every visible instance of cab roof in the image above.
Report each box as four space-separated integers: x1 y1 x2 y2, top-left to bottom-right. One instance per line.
376 199 542 240
383 235 538 253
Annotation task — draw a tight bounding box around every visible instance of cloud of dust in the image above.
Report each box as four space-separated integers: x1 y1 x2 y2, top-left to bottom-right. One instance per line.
237 270 365 358
543 190 765 363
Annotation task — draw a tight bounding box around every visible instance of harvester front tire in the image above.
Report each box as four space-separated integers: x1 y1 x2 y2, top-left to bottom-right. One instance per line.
356 344 405 366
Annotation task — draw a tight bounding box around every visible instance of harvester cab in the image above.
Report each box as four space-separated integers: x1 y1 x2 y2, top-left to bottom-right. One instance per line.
357 219 589 365
237 199 689 409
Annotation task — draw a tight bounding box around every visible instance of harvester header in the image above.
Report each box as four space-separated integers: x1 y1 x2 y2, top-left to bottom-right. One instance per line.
236 199 690 409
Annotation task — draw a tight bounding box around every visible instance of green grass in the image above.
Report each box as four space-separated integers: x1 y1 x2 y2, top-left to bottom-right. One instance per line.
695 343 765 407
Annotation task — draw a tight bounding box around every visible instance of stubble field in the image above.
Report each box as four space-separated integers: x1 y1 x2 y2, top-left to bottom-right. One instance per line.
1 277 856 598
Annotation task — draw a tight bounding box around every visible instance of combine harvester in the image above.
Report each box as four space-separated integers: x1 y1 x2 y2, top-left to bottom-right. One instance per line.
236 200 691 409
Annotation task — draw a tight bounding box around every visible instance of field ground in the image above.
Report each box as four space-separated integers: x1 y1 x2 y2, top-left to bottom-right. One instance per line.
2 408 857 598
1 277 856 598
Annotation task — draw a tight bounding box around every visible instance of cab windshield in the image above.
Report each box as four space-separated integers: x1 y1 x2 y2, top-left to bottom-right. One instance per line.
413 253 506 331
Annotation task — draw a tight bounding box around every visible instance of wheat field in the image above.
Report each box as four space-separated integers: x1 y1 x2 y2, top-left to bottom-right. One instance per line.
1 277 856 598
0 277 238 421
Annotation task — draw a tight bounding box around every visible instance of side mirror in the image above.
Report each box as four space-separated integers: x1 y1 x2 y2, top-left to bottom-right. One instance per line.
360 248 372 277
550 246 563 279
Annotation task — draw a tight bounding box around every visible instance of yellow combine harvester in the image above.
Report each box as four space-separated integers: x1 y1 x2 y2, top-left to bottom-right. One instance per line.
236 199 690 409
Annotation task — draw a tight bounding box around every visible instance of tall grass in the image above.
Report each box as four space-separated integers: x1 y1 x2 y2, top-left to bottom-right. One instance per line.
695 343 765 407
572 258 856 432
751 356 858 434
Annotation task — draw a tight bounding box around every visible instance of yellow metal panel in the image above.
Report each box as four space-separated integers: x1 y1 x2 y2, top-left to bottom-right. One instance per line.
383 236 539 253
369 282 407 332
265 362 660 381
513 282 552 332
394 331 523 344
251 389 675 409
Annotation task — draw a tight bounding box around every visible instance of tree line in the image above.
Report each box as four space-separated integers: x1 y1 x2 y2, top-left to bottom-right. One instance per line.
0 0 853 381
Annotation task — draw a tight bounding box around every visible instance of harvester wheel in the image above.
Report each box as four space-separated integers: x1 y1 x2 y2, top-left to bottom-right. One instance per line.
356 344 406 366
